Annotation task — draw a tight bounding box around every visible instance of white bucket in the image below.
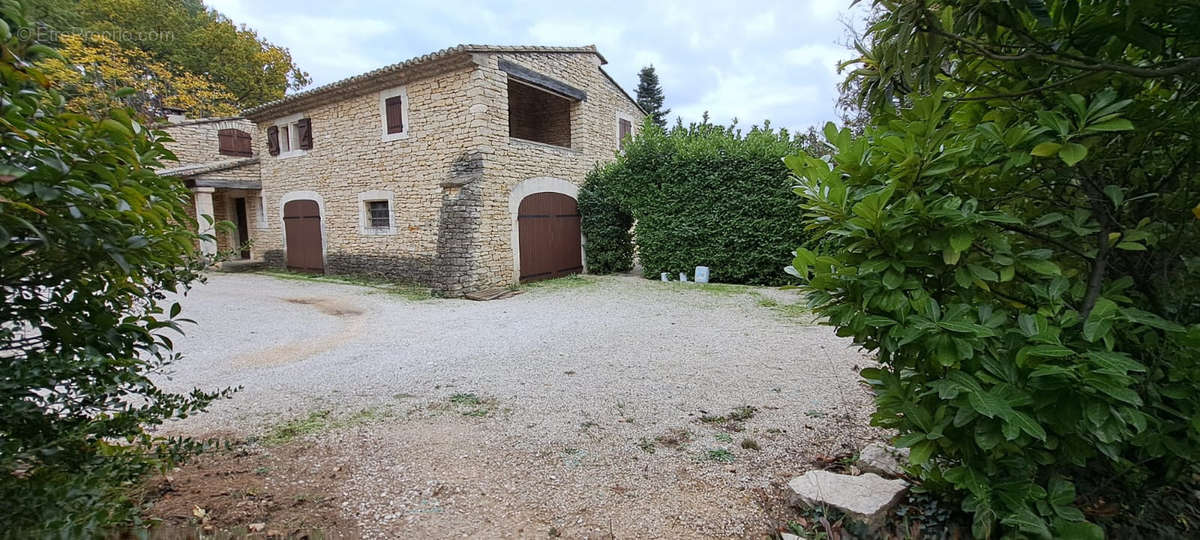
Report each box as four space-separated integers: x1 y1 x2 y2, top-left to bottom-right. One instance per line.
661 272 669 282
695 266 710 283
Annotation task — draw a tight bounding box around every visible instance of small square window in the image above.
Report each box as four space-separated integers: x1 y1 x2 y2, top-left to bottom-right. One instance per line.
367 200 390 229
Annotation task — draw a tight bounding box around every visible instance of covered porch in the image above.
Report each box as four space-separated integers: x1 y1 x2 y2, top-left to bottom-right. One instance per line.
158 157 265 262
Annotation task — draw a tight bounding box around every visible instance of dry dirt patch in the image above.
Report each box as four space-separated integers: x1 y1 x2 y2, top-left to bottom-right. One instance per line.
233 297 367 368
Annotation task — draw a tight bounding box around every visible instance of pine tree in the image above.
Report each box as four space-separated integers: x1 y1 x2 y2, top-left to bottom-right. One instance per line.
635 65 670 128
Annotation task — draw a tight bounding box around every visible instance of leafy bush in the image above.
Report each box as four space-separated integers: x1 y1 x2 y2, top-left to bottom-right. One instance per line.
578 166 634 274
0 3 231 535
790 1 1200 535
582 119 809 285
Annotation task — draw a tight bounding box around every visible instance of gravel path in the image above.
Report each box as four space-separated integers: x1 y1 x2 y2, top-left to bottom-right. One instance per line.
154 272 881 538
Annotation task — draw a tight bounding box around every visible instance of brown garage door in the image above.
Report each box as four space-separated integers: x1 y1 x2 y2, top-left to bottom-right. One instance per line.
518 192 582 282
283 200 323 273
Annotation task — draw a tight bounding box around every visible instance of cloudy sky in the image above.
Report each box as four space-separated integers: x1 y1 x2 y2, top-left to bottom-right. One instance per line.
205 0 866 133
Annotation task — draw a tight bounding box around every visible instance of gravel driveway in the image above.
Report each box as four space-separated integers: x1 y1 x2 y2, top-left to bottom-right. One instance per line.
153 272 879 538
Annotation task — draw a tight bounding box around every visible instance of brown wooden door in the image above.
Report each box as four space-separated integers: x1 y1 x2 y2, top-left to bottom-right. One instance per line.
283 200 323 273
518 192 582 282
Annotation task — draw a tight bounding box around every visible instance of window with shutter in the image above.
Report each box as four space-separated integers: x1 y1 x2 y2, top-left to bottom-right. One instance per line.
297 118 313 150
218 128 252 157
618 119 632 149
266 126 279 156
279 125 290 152
385 96 404 134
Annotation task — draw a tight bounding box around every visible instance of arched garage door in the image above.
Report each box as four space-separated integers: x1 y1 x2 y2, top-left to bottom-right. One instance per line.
518 192 582 282
283 199 323 273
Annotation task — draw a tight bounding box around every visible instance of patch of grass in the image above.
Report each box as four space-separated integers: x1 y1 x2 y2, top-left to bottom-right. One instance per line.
449 393 482 406
705 449 735 463
757 297 779 308
258 270 432 300
519 274 595 291
699 405 757 427
805 409 828 418
741 438 761 451
715 432 733 443
262 410 333 446
261 406 389 446
438 392 498 417
729 405 757 421
637 437 656 454
253 466 271 476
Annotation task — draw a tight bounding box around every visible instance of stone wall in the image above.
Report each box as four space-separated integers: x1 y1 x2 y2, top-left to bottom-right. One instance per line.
473 51 644 289
251 50 643 293
252 66 481 289
160 117 256 167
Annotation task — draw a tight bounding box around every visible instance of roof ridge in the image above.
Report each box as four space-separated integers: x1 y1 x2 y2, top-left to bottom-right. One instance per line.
242 44 604 119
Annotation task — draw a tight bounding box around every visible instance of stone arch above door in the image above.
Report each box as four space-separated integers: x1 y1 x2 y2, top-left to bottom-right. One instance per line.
508 177 584 282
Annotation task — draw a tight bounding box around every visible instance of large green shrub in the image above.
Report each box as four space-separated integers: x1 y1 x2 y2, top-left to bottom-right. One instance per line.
582 119 809 285
791 1 1200 537
0 2 231 535
578 165 634 274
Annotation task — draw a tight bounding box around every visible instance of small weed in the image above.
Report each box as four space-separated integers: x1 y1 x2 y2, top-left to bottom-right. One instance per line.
253 466 271 476
699 405 757 431
741 438 761 451
441 392 497 417
757 298 779 308
393 393 416 400
449 393 482 406
766 428 785 434
637 437 656 454
563 370 576 376
705 449 735 463
805 409 827 418
728 406 757 421
580 421 599 430
622 417 635 423
715 432 733 443
655 428 693 449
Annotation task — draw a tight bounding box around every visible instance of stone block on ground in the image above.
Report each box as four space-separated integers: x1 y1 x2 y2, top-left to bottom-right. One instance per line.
787 470 908 531
858 441 908 478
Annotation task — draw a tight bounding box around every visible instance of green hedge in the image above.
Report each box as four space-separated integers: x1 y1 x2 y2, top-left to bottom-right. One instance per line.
580 120 809 285
578 167 634 274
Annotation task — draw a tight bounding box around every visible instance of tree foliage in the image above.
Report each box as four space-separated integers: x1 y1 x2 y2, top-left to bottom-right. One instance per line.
40 33 239 118
635 65 670 128
582 118 809 285
26 0 309 109
791 0 1200 537
0 2 231 534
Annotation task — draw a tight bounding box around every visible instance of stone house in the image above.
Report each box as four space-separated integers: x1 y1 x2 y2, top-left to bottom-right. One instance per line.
159 44 643 294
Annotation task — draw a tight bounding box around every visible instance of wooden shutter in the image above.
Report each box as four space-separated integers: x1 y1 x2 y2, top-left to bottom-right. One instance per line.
385 96 404 134
297 118 313 150
618 119 632 148
218 129 235 156
235 130 252 156
219 129 252 157
267 126 279 156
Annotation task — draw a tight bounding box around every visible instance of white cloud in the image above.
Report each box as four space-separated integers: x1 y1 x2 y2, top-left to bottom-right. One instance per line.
201 0 864 131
